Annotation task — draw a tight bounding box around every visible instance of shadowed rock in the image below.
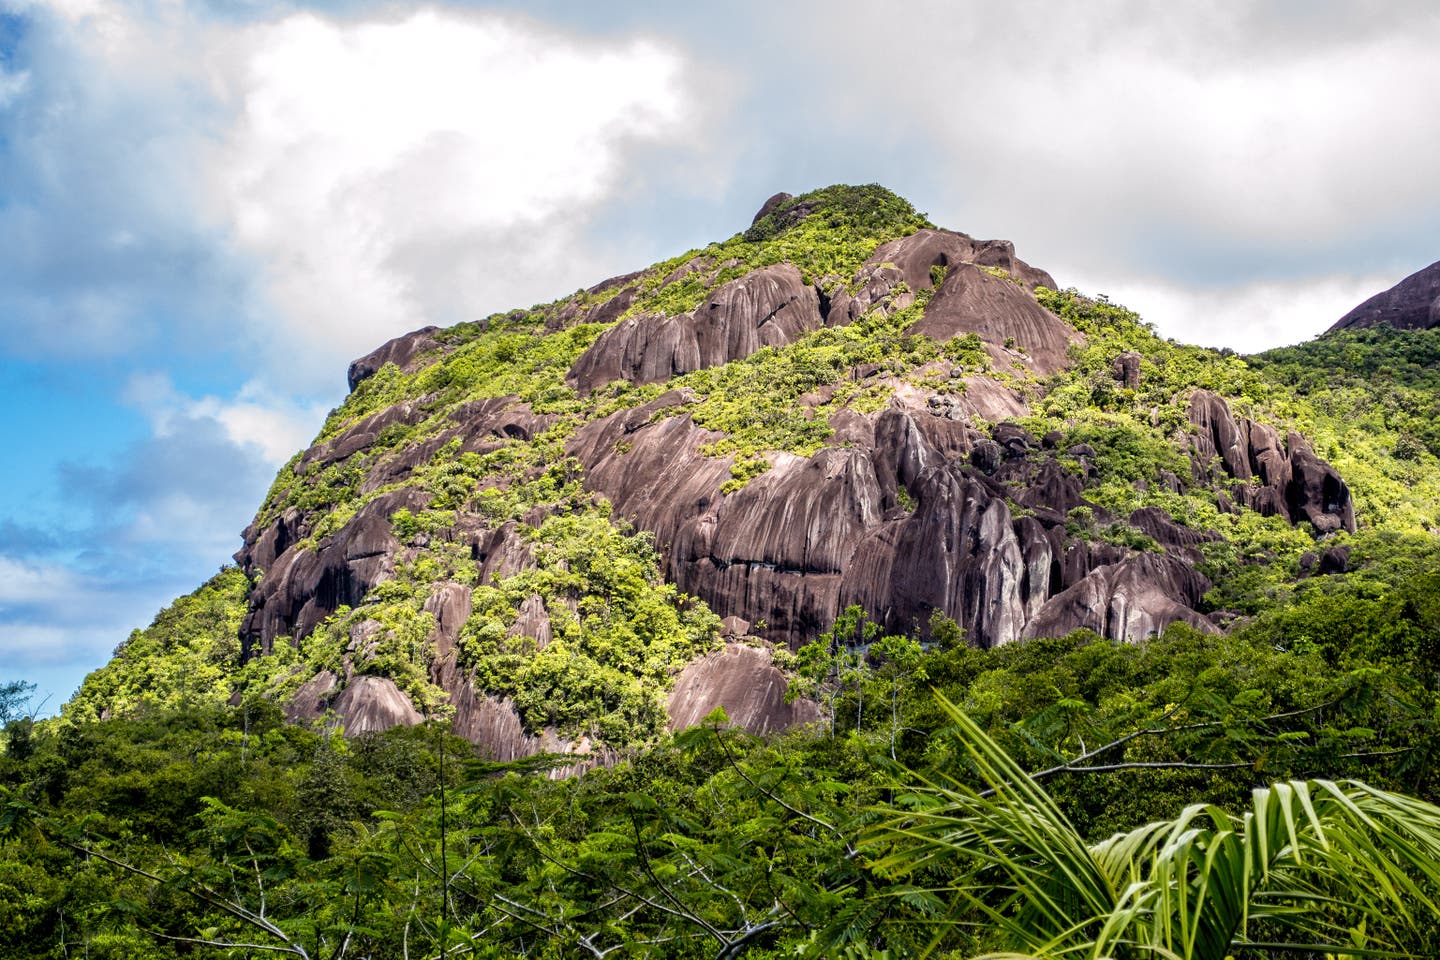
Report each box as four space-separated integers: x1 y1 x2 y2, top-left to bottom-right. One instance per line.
1328 259 1440 332
751 192 794 224
1113 352 1142 389
1188 390 1355 533
1022 554 1218 642
237 487 426 659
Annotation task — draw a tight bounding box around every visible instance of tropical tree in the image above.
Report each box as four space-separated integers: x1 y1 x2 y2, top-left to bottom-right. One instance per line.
865 694 1440 959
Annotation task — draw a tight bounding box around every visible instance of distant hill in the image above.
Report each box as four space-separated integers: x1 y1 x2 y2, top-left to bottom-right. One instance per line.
1329 259 1440 332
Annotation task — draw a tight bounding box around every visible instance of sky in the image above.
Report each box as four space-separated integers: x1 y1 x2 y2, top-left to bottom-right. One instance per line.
1 0 1438 713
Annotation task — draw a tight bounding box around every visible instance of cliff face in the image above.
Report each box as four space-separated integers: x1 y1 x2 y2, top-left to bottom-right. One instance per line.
80 185 1365 761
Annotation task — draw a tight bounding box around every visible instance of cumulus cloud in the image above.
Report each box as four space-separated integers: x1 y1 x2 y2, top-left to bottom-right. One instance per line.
781 1 1440 294
209 10 697 375
0 0 718 711
0 553 166 705
59 409 283 560
122 371 328 464
0 1 707 383
0 393 283 703
0 399 282 705
1068 268 1409 353
0 0 244 357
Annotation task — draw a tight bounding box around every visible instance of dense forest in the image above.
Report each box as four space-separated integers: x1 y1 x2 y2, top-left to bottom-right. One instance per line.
5 186 1440 958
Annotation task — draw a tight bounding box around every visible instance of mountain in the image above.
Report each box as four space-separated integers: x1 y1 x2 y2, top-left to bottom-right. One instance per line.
1328 258 1440 332
64 185 1440 763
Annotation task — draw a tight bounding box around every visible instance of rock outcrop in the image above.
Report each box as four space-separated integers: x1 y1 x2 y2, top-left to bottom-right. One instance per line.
1328 259 1440 333
567 264 825 393
667 644 820 733
1020 554 1217 643
573 397 1221 650
238 489 422 658
348 326 442 391
1188 390 1355 533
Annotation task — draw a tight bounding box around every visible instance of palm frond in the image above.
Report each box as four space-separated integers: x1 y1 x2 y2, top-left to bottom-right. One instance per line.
863 692 1440 960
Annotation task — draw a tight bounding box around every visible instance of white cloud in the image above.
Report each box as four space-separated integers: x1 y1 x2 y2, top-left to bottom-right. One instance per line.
207 9 698 377
781 1 1440 280
0 66 27 107
0 552 167 709
0 555 87 606
4 2 707 382
1068 269 1406 353
122 372 328 465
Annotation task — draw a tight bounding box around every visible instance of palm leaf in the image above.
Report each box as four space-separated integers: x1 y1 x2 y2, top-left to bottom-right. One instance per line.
864 693 1440 960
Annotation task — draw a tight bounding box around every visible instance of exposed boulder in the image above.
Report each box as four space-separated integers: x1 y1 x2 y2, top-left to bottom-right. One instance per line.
969 439 1004 475
1328 259 1440 332
286 669 338 721
507 594 553 647
332 677 424 734
1022 554 1218 642
1286 433 1356 534
567 264 824 393
667 644 820 734
848 464 1029 646
869 228 1055 294
1188 390 1355 533
720 615 751 638
1112 351 1142 390
1319 545 1352 574
910 263 1076 374
347 327 441 392
751 192 794 224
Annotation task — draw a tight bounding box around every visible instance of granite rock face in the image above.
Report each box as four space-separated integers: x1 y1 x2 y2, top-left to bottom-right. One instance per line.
667 644 820 734
347 327 442 391
1188 390 1355 533
1328 259 1440 333
573 400 1219 650
567 264 825 393
238 489 422 659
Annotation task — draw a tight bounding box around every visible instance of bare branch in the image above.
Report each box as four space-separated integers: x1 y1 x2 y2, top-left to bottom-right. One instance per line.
144 929 307 955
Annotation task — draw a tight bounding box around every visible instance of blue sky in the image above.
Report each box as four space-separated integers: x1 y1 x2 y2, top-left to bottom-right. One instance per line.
2 0 1438 712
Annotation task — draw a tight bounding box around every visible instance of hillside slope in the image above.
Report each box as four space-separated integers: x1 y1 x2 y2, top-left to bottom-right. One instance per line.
65 185 1440 761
